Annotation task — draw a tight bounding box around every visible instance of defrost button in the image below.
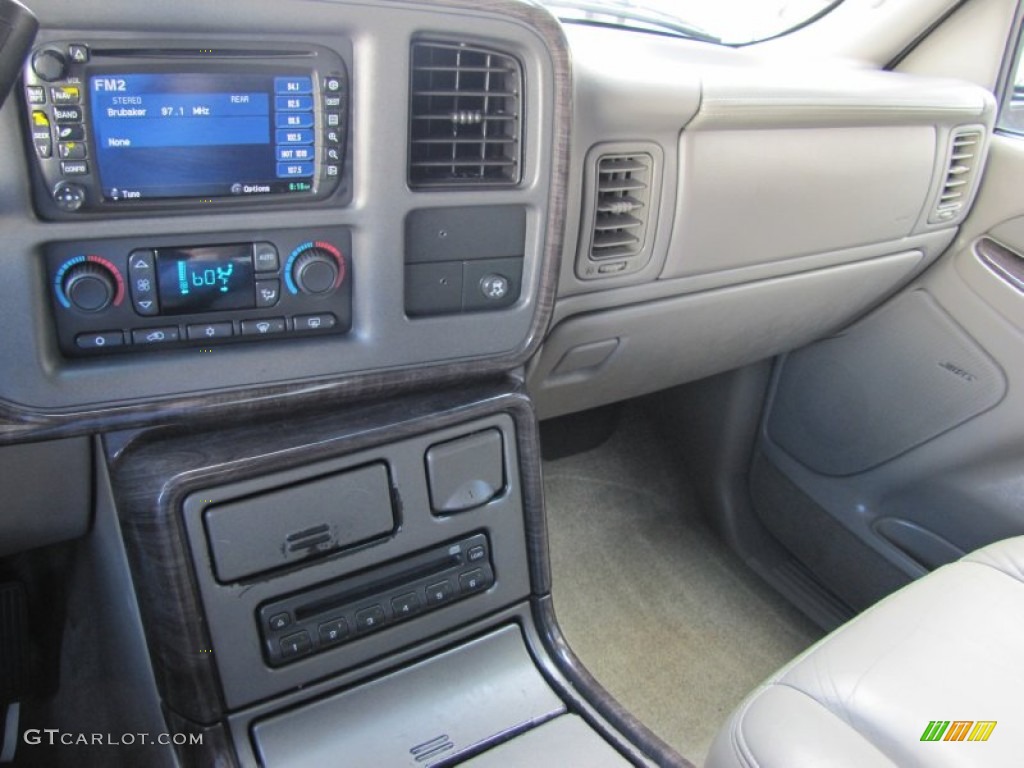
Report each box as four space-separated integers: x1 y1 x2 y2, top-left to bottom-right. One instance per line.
241 318 286 336
293 313 337 332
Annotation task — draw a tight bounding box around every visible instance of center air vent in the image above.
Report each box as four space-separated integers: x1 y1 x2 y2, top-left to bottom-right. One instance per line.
409 41 522 188
577 147 660 280
930 127 984 224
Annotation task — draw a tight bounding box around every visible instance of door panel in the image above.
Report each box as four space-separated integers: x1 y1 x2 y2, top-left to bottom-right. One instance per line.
753 134 1024 612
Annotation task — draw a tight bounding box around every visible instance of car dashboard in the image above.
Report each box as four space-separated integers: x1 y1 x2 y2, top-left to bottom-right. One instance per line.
0 0 998 766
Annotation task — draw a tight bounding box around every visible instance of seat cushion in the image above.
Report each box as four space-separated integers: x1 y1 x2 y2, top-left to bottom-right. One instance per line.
706 536 1024 768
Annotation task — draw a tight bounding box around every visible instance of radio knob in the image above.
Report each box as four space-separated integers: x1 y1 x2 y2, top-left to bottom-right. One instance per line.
63 263 116 312
32 49 68 82
291 248 340 295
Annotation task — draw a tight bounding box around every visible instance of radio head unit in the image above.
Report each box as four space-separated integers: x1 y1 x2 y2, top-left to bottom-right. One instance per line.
22 42 350 217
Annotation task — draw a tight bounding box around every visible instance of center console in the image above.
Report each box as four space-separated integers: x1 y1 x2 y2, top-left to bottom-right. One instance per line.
106 383 664 767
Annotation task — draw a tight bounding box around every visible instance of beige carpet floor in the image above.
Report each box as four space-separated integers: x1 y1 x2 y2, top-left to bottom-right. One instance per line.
543 404 821 764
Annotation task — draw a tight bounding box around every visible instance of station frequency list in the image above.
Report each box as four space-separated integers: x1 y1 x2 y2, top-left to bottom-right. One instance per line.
91 74 317 180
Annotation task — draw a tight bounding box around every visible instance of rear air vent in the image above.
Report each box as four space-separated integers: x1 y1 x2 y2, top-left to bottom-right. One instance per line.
409 41 522 188
931 128 984 224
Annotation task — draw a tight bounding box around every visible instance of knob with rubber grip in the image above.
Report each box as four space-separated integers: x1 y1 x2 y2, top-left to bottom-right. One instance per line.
291 248 340 295
62 262 116 312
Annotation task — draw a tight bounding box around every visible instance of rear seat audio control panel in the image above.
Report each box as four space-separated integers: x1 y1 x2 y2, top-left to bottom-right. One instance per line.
45 226 352 356
258 533 495 666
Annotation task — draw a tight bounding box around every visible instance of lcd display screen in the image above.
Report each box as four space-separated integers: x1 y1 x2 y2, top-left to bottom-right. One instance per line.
89 72 316 201
155 245 255 314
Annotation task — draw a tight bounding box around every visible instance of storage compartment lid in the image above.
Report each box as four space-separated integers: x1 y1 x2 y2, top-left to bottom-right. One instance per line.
203 462 395 582
252 625 564 767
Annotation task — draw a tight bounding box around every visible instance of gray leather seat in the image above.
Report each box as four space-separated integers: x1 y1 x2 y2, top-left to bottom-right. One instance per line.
706 537 1024 767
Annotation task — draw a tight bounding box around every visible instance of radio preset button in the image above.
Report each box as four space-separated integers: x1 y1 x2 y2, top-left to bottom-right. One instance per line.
31 49 67 82
75 331 124 350
293 313 337 332
276 113 314 129
425 579 455 606
187 322 233 340
459 568 487 594
318 618 349 646
354 605 385 632
132 327 180 345
274 77 312 95
241 318 286 336
279 631 312 659
276 146 313 162
60 160 89 176
275 95 313 112
277 162 314 178
276 129 314 145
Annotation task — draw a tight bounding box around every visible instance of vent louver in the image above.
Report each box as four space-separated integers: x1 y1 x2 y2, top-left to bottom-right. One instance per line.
932 128 983 223
409 41 522 188
590 154 653 261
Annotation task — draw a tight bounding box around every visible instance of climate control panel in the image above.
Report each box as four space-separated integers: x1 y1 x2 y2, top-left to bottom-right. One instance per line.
46 227 352 356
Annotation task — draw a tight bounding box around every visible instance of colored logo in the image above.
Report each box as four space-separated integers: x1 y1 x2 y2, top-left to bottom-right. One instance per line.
921 721 997 742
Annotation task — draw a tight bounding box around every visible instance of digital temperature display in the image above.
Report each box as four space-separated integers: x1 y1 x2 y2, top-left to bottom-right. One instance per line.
155 244 255 314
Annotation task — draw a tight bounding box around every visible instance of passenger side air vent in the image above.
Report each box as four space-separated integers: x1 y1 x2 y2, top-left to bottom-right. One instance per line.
577 146 661 280
409 41 522 188
930 127 984 224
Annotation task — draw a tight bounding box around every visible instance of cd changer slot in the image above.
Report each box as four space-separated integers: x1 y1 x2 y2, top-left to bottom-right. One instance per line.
90 48 317 59
294 552 462 621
